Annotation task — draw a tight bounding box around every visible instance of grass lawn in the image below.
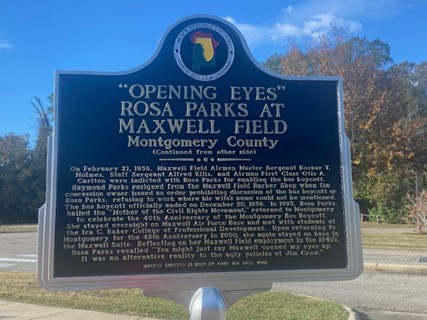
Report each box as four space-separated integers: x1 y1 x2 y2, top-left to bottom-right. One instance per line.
0 271 348 320
361 223 427 251
0 224 37 233
362 232 427 250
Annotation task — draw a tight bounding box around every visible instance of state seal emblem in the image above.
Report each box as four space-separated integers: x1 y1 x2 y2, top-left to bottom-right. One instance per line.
174 23 234 81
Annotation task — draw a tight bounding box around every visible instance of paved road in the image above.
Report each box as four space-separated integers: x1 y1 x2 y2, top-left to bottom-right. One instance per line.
0 233 37 271
274 272 427 318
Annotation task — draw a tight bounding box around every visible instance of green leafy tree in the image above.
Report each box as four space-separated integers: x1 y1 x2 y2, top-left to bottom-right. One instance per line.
0 97 52 224
264 28 427 222
0 133 33 223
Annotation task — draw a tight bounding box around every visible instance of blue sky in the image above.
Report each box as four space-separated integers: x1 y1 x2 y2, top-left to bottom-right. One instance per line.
1 0 426 143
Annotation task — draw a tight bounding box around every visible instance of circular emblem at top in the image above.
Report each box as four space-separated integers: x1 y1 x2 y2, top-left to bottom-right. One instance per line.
174 22 234 81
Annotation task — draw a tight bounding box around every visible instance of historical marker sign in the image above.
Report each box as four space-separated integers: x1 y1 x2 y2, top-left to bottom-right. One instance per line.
38 15 362 293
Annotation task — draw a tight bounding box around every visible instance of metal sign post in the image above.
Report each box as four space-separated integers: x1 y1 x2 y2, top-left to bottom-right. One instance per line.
189 287 227 320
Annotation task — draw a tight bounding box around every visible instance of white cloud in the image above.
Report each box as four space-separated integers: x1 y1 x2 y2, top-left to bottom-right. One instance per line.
284 5 296 14
223 16 268 47
223 0 407 60
302 13 362 34
0 39 13 50
224 0 404 50
284 0 400 21
224 12 361 49
270 23 304 39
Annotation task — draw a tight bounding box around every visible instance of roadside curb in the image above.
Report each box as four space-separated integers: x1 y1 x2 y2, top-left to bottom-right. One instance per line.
347 309 359 320
364 262 427 276
341 305 359 320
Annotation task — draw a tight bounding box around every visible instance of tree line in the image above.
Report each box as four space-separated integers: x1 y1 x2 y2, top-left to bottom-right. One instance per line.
264 28 427 223
0 97 52 223
0 29 426 224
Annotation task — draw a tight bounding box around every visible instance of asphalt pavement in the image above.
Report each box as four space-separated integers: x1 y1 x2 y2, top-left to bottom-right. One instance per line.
1 247 426 320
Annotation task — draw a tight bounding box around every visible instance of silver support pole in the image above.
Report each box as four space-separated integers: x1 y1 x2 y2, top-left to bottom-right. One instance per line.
189 287 227 320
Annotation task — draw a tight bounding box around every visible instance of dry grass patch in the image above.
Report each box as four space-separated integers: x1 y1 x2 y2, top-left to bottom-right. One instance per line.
362 232 427 251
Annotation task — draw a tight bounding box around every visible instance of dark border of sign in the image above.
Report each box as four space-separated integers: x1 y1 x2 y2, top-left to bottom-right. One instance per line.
38 14 363 293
